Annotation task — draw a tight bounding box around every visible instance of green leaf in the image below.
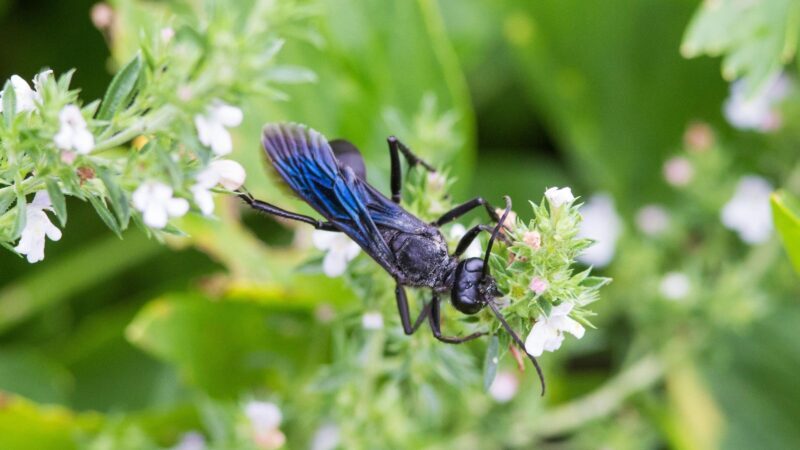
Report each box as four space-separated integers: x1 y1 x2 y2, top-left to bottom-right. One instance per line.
0 394 102 450
771 190 800 274
57 69 75 91
11 189 26 241
2 79 16 127
0 189 14 215
96 52 143 121
483 335 499 391
87 196 122 238
45 179 67 227
682 0 800 94
97 167 130 230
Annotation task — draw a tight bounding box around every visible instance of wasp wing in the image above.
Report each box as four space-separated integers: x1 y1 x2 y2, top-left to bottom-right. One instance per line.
262 123 408 271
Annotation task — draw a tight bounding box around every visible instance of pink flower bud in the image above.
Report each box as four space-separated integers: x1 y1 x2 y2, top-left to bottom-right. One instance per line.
529 276 548 295
523 230 541 250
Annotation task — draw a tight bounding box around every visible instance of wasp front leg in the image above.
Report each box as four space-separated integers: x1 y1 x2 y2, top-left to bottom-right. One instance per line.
428 294 485 344
387 136 436 204
238 190 339 231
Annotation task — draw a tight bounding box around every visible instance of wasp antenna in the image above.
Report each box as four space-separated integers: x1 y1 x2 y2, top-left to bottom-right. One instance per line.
482 196 512 279
487 301 546 396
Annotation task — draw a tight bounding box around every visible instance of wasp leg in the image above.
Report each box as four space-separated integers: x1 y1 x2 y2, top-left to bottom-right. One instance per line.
238 190 339 231
395 284 432 335
454 224 510 257
387 136 436 204
434 197 502 227
429 294 486 344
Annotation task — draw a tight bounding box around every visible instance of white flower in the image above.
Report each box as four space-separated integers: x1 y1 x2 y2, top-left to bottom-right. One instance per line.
721 175 773 244
488 371 519 403
311 423 340 450
244 401 285 450
312 230 360 277
53 104 94 154
724 72 790 132
132 181 190 229
0 71 51 113
172 432 206 450
528 276 548 295
659 272 691 301
525 303 585 357
449 223 482 259
663 156 694 187
194 100 243 156
190 159 247 215
577 194 622 268
523 230 541 250
635 204 670 236
14 191 62 263
544 186 574 207
361 311 384 330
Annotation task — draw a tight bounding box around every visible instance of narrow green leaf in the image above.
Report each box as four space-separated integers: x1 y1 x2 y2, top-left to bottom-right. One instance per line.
45 179 67 227
11 190 26 240
2 80 16 127
97 167 130 230
96 52 142 121
56 69 75 91
87 196 122 238
771 190 800 274
483 335 500 391
0 190 14 215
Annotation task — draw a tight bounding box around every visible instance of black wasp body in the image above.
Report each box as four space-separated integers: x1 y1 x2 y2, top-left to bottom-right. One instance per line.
240 123 545 393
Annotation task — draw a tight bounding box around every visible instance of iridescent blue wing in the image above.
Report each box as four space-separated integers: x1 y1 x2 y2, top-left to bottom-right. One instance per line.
262 123 417 271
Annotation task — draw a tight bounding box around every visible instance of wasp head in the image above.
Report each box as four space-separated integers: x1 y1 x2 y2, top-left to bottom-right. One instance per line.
451 257 503 314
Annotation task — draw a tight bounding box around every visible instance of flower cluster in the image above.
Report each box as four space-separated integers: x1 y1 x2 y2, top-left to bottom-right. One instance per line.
486 187 609 357
0 3 308 263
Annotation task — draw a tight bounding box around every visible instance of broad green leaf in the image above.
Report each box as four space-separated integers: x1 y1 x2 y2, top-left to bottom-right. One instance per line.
0 394 102 450
0 232 160 333
2 79 16 128
682 0 800 95
0 349 71 404
97 167 130 230
88 196 123 238
96 52 143 121
45 179 67 227
127 293 326 397
771 190 800 274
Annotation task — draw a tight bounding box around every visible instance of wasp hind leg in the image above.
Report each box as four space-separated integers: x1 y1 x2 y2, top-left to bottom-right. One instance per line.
429 294 485 344
238 190 339 231
387 136 436 204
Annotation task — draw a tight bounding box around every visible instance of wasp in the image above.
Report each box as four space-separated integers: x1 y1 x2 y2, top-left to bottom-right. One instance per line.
240 123 545 393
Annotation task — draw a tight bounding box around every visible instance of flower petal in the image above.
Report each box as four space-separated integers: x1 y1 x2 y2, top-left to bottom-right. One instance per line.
191 185 215 216
72 128 95 154
166 198 190 218
208 124 233 156
143 204 168 229
312 230 337 250
524 321 549 357
214 103 243 127
209 159 246 190
322 251 347 277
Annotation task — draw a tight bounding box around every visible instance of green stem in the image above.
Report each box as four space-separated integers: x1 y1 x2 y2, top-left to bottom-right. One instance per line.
92 106 177 153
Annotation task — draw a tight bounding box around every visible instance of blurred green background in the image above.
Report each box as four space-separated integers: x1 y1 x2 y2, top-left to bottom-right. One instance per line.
1 0 799 449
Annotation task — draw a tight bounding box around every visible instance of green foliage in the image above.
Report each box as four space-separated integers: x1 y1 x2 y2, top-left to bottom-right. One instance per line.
772 190 800 273
682 0 800 95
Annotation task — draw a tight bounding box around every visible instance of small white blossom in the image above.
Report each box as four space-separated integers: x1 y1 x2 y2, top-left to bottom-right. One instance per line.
724 72 790 132
545 186 574 207
0 71 51 113
577 194 622 268
635 204 670 236
14 191 62 263
663 156 694 187
488 371 519 403
160 27 175 42
311 423 340 450
528 276 548 295
361 311 384 330
132 181 190 229
244 401 285 450
190 159 247 215
172 432 206 450
721 175 773 244
523 230 541 250
659 272 691 301
525 303 585 357
312 230 360 277
449 223 482 259
426 172 447 192
53 104 94 154
194 100 243 156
